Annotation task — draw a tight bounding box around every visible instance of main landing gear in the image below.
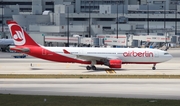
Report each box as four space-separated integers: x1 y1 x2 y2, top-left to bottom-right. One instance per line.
86 60 97 70
86 65 97 70
152 64 156 70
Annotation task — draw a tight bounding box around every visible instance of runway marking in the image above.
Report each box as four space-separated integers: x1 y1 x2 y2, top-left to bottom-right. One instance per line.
37 64 41 66
105 69 116 74
66 64 70 68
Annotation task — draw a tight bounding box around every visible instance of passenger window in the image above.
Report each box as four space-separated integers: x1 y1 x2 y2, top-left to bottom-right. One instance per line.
164 53 169 55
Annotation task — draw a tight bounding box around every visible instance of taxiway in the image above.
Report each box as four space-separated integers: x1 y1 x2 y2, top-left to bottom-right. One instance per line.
0 49 180 100
0 58 179 75
0 79 180 100
0 48 179 75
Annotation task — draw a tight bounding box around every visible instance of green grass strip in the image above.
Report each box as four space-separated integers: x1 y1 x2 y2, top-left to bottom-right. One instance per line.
0 74 180 79
0 94 180 106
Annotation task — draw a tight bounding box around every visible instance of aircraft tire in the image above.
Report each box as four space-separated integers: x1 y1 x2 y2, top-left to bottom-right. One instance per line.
86 66 91 70
91 66 96 70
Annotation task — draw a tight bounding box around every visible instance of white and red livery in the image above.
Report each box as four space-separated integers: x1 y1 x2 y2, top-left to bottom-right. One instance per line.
7 21 173 70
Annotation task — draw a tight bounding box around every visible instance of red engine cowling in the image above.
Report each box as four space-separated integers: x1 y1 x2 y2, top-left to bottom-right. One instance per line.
109 59 122 68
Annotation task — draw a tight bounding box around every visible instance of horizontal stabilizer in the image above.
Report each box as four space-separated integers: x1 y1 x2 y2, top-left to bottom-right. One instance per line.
10 46 30 52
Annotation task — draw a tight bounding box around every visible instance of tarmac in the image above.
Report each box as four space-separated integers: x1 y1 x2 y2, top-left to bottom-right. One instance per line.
1 79 180 100
0 48 179 75
0 58 179 75
0 48 180 99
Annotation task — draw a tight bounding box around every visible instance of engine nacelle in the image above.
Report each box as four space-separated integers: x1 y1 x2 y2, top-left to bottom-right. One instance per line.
104 59 122 68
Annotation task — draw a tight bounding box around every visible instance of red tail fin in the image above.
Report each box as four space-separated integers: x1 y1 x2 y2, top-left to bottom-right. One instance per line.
7 20 39 46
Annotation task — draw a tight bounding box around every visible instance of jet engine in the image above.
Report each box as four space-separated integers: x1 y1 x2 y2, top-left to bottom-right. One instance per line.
104 59 122 68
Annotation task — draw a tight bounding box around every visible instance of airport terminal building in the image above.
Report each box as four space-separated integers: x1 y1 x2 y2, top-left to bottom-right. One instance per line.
0 0 180 47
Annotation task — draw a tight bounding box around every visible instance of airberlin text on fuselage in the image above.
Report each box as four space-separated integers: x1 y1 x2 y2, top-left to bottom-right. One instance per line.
123 51 154 57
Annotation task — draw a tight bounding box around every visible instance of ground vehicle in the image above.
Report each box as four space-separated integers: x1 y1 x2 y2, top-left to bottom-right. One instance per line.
12 54 27 58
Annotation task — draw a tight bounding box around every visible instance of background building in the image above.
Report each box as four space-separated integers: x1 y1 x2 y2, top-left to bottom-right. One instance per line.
0 0 180 47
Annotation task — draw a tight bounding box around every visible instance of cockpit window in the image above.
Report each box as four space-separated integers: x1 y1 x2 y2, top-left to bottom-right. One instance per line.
164 53 169 55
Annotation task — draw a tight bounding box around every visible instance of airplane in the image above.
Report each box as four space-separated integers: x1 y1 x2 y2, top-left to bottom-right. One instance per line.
7 20 173 70
0 39 14 52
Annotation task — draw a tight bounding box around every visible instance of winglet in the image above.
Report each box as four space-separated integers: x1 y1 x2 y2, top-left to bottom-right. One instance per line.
63 49 70 54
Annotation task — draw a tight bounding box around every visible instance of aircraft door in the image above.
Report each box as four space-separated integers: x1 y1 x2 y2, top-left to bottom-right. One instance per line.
79 49 84 55
154 51 159 58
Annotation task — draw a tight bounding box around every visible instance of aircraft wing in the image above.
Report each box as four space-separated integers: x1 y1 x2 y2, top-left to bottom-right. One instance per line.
63 49 120 61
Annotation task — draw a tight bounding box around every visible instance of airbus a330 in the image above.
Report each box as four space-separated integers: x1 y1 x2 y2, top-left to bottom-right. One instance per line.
7 21 173 70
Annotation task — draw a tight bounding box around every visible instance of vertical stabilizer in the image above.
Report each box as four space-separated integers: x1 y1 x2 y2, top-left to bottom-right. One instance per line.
7 21 39 46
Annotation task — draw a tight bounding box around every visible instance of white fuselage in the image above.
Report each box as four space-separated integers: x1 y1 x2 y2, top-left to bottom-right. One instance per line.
44 47 172 63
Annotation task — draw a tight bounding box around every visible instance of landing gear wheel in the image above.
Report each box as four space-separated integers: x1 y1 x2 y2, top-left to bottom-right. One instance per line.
152 64 156 70
152 67 156 70
91 66 97 70
86 66 91 70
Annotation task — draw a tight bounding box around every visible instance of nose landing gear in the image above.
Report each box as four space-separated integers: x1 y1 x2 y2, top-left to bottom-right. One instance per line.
152 64 156 70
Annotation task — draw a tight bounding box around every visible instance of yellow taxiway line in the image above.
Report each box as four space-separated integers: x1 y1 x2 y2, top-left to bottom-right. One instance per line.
105 69 116 74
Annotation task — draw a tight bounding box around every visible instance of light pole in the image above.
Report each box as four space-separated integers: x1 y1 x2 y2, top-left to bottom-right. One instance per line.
163 1 166 30
116 2 119 39
122 0 124 16
67 5 69 47
1 0 4 38
175 0 177 35
126 33 129 47
89 2 91 38
163 1 167 45
147 1 150 35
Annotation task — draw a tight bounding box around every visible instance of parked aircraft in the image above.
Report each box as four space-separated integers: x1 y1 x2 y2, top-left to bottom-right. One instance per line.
0 39 14 52
7 20 173 70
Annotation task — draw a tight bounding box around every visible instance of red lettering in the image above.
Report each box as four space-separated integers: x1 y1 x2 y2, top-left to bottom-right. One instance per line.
123 51 154 57
133 51 137 57
138 52 142 57
123 52 128 57
149 52 153 57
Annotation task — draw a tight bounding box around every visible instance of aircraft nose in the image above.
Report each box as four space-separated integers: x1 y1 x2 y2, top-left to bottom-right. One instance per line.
166 54 173 61
163 53 173 62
